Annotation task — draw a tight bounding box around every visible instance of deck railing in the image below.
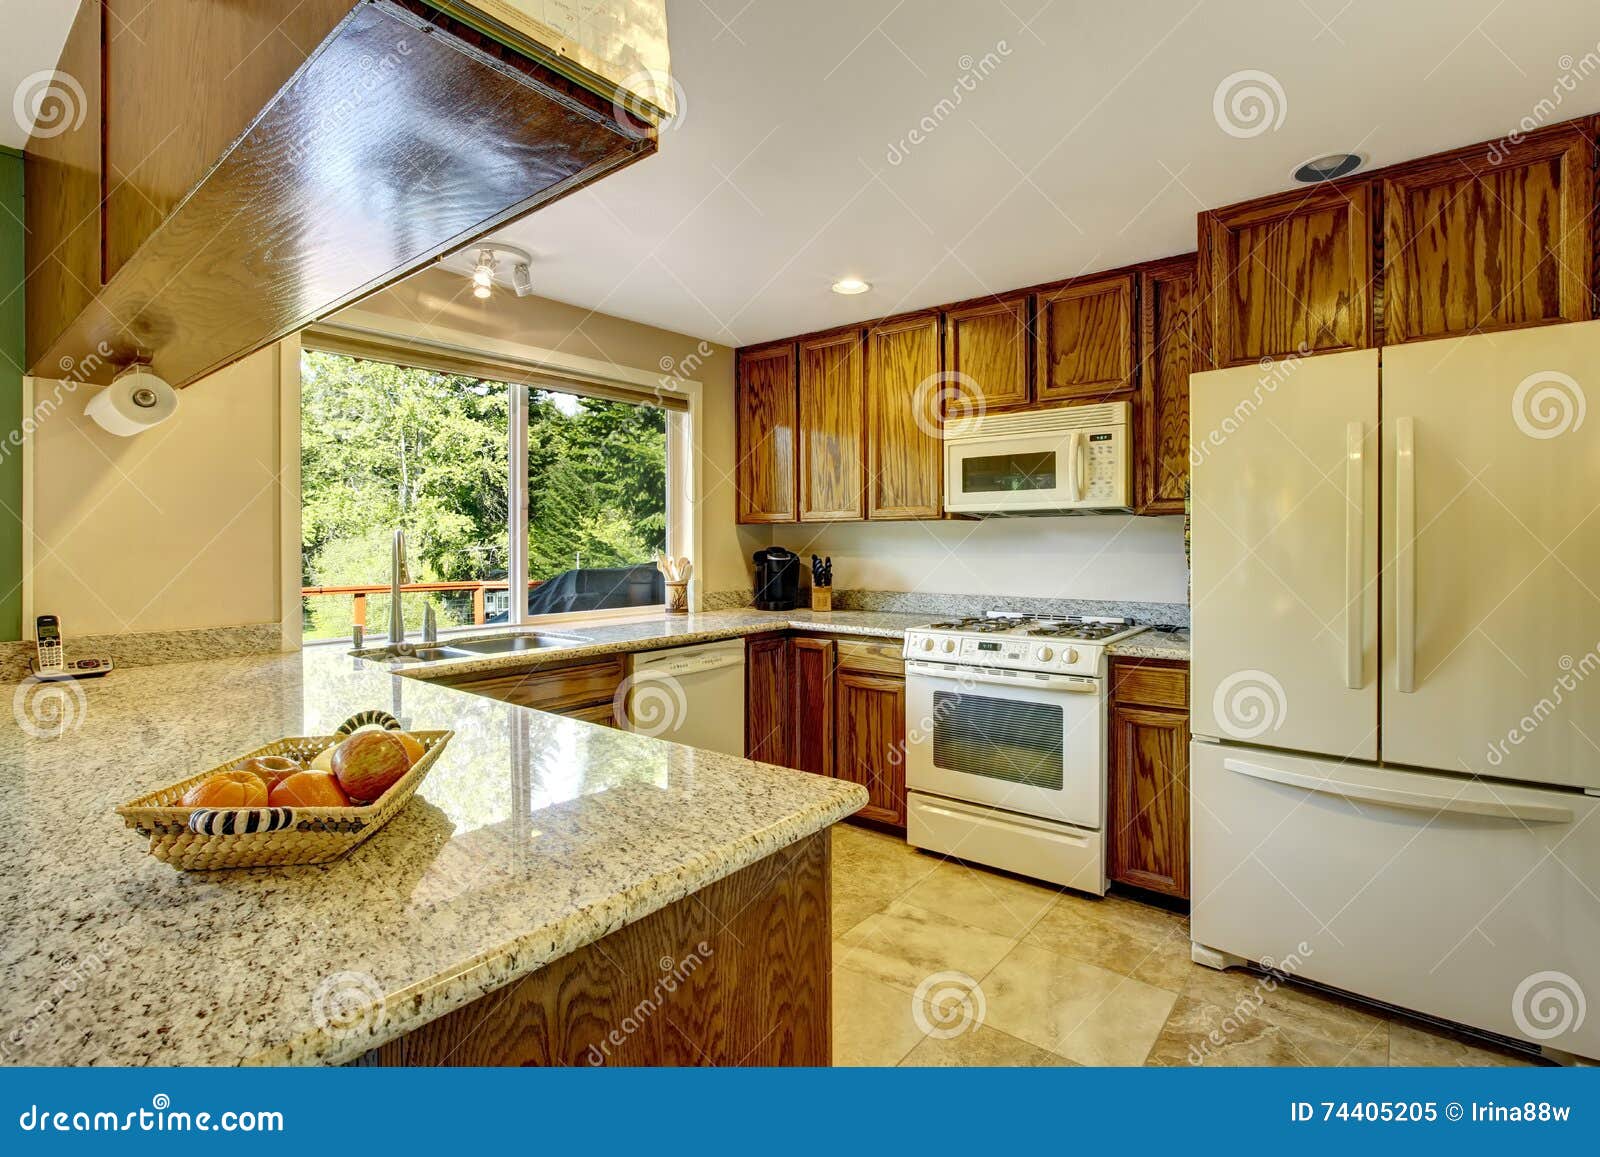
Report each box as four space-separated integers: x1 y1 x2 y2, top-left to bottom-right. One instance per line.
301 580 542 629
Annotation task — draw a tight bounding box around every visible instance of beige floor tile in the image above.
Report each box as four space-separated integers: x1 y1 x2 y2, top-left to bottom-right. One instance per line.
832 826 942 905
1388 1020 1537 1067
1026 893 1195 992
832 966 930 1066
902 1023 1075 1067
899 859 1061 939
831 879 886 938
981 941 1178 1066
1172 967 1388 1066
835 901 1018 995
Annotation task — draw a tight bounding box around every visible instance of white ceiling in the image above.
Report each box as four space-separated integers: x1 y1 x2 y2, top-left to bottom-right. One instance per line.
0 0 80 149
487 0 1600 348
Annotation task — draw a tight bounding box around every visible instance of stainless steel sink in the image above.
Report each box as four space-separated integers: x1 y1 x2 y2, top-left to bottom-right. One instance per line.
352 632 587 663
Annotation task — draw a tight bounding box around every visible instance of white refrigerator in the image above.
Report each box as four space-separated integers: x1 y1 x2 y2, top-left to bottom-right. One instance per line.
1190 320 1600 1061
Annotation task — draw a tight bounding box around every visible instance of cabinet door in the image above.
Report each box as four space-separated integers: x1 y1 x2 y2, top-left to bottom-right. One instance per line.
797 330 865 521
1383 126 1594 344
1108 704 1190 898
736 343 798 523
1137 257 1194 514
1197 181 1372 368
943 295 1031 417
745 636 791 765
1033 272 1135 404
790 637 836 776
865 313 943 520
834 671 906 826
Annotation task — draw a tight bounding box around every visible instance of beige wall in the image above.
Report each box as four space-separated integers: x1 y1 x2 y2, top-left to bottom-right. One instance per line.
28 343 291 636
336 268 762 596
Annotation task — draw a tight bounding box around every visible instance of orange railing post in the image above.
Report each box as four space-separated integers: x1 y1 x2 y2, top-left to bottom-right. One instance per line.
473 585 486 624
353 592 366 627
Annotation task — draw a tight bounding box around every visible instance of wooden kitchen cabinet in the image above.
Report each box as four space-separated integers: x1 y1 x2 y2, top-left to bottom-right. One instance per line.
736 343 799 524
1107 657 1190 898
797 329 866 521
865 313 944 520
1136 256 1195 514
1032 272 1137 403
1196 180 1373 369
441 655 624 721
834 670 907 827
790 637 836 776
943 294 1033 415
1381 124 1594 344
745 635 792 765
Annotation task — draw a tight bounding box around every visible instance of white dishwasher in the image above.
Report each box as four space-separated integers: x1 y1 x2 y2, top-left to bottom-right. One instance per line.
625 639 746 756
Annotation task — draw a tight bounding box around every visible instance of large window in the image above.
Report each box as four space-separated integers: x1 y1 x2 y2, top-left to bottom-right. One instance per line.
300 349 668 641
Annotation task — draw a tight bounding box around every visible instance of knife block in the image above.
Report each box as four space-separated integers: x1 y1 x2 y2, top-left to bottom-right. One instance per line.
810 586 832 613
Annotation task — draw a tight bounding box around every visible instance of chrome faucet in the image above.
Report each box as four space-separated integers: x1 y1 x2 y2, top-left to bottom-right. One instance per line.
388 528 410 644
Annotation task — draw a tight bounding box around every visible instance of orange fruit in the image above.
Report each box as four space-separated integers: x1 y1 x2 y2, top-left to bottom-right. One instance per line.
181 769 268 808
269 771 350 809
392 731 425 765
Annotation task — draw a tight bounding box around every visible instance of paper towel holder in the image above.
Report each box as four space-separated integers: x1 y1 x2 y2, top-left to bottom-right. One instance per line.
86 360 180 436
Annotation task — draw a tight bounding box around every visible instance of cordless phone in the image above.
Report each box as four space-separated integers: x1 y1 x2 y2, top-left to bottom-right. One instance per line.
29 614 114 680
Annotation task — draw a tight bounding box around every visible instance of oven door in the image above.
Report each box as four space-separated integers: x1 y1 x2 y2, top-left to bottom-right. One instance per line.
904 661 1104 829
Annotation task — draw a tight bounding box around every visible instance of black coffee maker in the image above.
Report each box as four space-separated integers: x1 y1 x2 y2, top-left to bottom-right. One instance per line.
752 547 801 610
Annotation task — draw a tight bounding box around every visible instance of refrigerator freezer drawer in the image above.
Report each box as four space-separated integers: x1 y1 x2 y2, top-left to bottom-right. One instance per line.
1192 741 1600 1059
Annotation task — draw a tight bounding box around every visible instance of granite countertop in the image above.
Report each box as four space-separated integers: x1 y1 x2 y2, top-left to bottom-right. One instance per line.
0 621 868 1067
1107 629 1191 661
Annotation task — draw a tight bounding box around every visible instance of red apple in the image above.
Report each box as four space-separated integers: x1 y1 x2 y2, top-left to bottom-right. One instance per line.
331 730 412 803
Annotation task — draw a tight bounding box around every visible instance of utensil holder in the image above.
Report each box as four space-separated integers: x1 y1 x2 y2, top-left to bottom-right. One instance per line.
810 586 833 612
665 581 689 614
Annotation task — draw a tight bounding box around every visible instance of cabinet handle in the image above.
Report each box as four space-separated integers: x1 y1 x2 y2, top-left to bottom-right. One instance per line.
1065 431 1081 502
1344 421 1364 690
1395 417 1416 693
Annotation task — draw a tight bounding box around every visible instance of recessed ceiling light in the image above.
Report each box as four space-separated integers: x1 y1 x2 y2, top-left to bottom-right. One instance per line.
1292 152 1363 183
831 277 871 295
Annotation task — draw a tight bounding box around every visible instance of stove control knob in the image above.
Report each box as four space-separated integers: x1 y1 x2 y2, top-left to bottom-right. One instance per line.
941 639 957 653
1067 648 1079 664
1036 645 1054 662
920 637 935 651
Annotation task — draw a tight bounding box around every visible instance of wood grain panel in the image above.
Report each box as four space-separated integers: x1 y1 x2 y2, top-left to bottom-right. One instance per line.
1137 256 1195 514
835 670 906 826
835 637 906 677
790 638 836 776
366 831 831 1066
1111 657 1189 709
1383 125 1593 343
1199 181 1372 367
27 0 651 385
444 656 624 714
745 635 791 765
797 329 864 521
1108 703 1190 898
943 295 1032 415
865 313 942 520
1033 272 1136 403
736 343 799 523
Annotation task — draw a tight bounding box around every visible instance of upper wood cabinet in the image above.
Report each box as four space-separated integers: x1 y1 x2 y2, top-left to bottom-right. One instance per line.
797 330 866 521
865 313 943 520
1197 181 1373 369
1382 125 1595 344
1137 257 1195 514
1033 272 1136 403
943 295 1032 415
736 343 799 524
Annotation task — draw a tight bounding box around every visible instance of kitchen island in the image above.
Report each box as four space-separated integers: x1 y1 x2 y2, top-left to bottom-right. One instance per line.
0 623 868 1066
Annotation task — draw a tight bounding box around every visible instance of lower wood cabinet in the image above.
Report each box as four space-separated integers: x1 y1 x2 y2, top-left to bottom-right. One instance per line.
1107 656 1190 899
744 632 907 828
440 654 625 723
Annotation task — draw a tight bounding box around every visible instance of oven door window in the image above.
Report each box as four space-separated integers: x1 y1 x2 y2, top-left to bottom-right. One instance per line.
960 450 1057 494
930 690 1064 790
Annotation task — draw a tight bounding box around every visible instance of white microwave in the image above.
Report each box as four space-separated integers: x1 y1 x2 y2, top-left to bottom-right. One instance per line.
943 401 1132 515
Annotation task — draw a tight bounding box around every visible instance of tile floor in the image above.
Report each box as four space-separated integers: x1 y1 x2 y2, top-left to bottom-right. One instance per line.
830 823 1540 1067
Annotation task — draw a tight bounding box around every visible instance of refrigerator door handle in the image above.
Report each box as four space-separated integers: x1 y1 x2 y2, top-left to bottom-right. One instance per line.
1396 417 1417 693
1344 421 1364 690
1221 757 1574 823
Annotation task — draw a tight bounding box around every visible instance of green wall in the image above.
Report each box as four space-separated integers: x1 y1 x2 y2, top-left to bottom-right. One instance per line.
0 147 23 640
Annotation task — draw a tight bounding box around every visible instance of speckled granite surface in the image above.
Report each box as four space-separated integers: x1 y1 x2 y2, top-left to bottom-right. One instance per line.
0 624 282 683
0 633 866 1067
1107 629 1191 661
830 589 1190 628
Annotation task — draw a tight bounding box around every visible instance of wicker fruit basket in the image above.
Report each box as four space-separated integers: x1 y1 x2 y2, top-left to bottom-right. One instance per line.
115 711 453 871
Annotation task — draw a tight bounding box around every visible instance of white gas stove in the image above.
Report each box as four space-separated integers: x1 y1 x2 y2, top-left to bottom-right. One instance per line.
900 612 1147 895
